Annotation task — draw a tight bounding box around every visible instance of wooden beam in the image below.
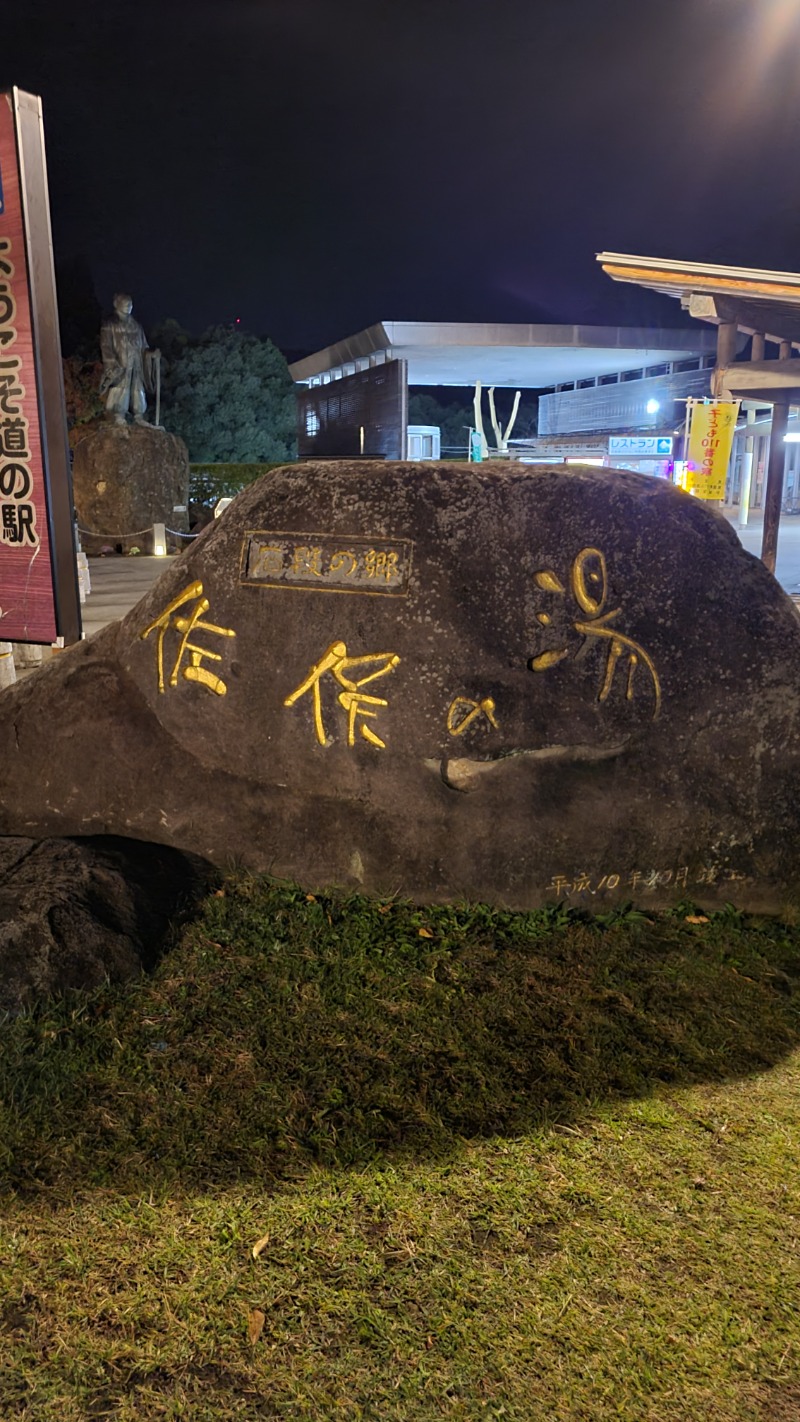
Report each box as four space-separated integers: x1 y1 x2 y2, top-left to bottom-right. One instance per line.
712 360 800 400
601 262 800 304
603 264 800 345
700 294 800 345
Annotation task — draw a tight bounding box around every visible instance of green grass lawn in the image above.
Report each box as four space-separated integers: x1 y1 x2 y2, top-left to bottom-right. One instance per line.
1 881 799 1419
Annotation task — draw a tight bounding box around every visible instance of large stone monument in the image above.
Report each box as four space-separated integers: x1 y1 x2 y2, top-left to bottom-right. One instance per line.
71 294 190 553
1 460 800 914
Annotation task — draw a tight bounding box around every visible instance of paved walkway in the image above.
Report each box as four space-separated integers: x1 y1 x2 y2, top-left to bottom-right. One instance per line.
80 555 176 639
725 513 800 597
9 556 176 682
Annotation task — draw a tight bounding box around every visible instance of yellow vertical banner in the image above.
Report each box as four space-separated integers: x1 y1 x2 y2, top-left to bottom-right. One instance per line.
683 399 740 500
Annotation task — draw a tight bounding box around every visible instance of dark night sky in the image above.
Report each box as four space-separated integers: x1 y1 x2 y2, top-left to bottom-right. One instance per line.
4 0 800 353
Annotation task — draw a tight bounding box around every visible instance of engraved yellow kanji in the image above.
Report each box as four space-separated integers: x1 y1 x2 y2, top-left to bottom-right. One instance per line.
546 875 572 896
252 543 284 577
365 548 400 581
531 546 661 718
140 580 236 696
291 545 324 577
447 696 499 736
284 639 400 748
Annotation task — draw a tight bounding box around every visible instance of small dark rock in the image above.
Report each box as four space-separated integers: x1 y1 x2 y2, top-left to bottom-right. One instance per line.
0 836 213 1014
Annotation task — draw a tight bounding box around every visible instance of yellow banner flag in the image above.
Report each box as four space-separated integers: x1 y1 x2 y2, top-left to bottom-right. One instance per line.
683 400 740 501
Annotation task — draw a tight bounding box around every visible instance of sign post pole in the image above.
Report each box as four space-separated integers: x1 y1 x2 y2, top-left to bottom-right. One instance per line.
761 400 790 575
738 407 756 530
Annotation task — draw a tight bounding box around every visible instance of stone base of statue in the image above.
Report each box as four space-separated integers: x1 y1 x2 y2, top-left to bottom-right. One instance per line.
72 421 190 554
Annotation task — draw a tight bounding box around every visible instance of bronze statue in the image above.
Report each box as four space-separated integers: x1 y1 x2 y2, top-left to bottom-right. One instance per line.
100 293 160 424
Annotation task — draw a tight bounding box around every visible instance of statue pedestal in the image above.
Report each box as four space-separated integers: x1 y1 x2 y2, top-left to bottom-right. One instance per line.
72 422 190 555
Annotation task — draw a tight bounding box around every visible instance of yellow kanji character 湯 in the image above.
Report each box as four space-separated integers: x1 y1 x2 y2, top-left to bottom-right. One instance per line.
530 546 661 718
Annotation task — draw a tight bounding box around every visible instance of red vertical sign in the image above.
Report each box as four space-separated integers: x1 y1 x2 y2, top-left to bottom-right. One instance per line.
0 90 79 643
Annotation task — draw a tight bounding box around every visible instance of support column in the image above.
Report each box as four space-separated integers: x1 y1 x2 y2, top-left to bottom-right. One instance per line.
716 321 739 368
398 358 408 461
761 400 790 574
752 333 765 361
738 408 756 530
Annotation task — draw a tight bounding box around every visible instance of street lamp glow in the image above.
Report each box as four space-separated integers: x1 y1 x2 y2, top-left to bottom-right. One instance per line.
646 399 660 414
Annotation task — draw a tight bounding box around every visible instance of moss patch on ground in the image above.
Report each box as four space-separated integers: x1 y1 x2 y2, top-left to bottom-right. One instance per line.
1 881 799 1418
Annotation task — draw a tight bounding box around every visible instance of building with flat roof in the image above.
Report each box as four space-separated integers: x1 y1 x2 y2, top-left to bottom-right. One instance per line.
289 320 718 464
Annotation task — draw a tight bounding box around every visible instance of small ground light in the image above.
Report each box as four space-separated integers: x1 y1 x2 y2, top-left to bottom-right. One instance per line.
646 399 660 414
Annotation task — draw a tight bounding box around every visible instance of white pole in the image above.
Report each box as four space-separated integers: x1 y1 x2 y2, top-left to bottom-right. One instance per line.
0 642 17 689
472 382 488 459
738 408 756 530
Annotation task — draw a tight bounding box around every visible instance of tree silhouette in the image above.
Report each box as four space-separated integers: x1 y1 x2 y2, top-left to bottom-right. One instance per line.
157 324 296 463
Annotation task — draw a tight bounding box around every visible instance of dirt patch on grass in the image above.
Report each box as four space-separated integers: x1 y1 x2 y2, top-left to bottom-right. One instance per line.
753 1382 800 1420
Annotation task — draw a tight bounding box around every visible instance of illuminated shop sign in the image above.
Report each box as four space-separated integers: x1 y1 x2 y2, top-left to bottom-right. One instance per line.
609 435 673 458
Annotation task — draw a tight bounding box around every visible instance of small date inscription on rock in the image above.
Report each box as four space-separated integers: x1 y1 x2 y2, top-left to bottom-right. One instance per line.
240 531 413 595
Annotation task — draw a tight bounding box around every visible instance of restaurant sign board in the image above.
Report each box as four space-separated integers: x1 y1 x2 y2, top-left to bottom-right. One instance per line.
609 435 673 459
